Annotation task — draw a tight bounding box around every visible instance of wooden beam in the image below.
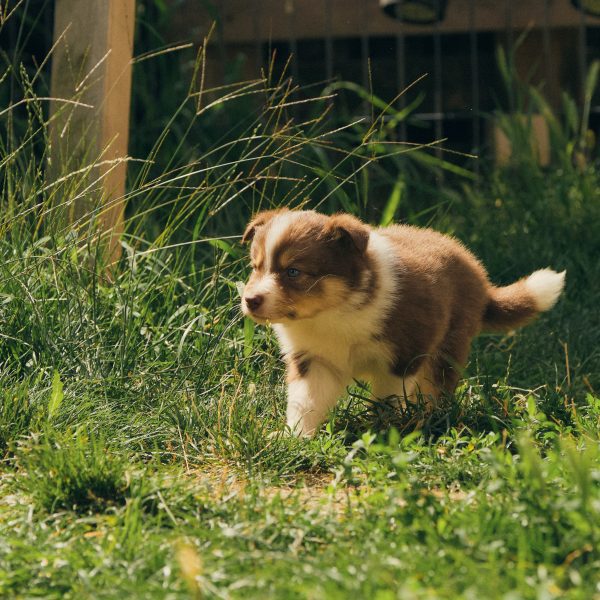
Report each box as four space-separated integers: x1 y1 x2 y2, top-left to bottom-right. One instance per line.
50 0 136 263
170 0 599 44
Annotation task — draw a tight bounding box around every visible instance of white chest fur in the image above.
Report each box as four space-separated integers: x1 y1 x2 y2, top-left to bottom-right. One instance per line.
272 231 400 379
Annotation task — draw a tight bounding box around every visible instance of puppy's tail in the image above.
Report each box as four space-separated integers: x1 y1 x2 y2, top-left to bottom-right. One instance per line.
482 269 566 332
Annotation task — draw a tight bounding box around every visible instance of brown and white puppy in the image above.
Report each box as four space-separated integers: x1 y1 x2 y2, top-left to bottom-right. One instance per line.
241 209 565 437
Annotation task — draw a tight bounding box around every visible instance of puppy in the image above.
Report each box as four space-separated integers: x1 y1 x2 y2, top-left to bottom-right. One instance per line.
241 209 565 437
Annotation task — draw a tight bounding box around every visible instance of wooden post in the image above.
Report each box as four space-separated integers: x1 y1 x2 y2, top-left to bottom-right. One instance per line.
49 0 136 263
492 114 551 167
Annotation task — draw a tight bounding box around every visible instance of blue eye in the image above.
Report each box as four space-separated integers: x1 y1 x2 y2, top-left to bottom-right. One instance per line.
287 267 300 278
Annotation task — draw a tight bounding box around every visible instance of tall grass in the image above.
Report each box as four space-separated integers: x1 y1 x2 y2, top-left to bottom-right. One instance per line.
0 4 474 449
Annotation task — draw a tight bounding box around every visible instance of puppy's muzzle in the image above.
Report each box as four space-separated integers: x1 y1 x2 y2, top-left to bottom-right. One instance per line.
244 294 264 312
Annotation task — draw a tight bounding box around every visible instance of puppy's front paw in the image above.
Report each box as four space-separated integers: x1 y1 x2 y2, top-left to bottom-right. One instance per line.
268 425 309 440
286 414 317 438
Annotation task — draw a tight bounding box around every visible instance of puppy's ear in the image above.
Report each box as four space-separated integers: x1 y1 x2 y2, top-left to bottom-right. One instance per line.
326 214 370 254
242 209 288 243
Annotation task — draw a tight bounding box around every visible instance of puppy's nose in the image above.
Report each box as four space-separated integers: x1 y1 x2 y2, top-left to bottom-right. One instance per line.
244 294 264 311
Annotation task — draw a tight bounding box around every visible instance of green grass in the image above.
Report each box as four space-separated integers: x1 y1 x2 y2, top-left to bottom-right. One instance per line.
2 23 600 598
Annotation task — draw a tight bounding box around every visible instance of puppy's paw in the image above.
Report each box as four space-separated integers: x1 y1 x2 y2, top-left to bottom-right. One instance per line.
267 428 293 440
268 425 313 440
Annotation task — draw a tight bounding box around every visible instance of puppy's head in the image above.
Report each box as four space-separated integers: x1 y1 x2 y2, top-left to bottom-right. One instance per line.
241 209 370 323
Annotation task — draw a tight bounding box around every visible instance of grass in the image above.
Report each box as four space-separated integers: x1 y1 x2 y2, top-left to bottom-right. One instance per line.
1 18 600 598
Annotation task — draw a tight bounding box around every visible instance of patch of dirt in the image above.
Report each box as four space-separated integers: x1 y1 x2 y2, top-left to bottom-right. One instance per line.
188 463 361 514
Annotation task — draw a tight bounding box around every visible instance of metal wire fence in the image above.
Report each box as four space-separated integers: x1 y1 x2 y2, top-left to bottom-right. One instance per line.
203 0 600 162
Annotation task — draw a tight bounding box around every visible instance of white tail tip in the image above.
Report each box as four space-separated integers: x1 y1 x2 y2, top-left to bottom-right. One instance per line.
525 269 566 312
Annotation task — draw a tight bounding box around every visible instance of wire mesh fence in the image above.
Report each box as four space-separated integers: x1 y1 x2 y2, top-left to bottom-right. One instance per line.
196 0 600 164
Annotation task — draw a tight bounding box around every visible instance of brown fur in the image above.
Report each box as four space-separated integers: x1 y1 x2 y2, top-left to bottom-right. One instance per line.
483 280 539 331
242 208 288 244
378 225 491 398
286 351 311 383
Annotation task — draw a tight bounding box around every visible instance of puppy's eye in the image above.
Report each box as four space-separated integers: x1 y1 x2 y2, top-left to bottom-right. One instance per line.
286 267 301 278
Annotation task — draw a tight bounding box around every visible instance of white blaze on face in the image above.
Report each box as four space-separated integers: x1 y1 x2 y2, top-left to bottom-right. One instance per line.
263 211 300 272
242 272 281 317
243 214 299 320
242 212 301 320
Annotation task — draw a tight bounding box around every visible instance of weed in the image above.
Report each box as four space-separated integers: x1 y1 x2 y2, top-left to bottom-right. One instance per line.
15 428 129 512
